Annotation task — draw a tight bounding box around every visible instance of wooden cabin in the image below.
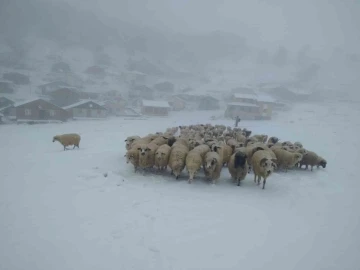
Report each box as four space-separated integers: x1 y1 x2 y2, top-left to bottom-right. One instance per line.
141 100 171 116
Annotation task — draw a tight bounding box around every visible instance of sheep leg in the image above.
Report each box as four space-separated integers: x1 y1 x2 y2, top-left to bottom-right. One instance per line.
253 173 257 183
257 176 261 185
262 177 267 189
237 178 241 186
310 166 313 171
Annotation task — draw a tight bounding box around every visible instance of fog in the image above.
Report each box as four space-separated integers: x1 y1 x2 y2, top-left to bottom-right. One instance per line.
63 0 360 53
0 0 359 100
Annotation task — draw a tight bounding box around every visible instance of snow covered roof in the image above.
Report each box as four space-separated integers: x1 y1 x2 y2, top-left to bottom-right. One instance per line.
62 100 104 110
14 98 42 107
255 94 276 103
142 100 170 108
233 93 258 100
0 104 14 111
227 102 259 108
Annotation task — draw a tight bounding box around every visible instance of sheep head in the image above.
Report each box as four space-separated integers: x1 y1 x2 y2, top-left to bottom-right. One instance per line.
260 157 277 176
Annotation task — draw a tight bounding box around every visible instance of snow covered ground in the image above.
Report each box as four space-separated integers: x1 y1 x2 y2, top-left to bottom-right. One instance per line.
0 102 359 270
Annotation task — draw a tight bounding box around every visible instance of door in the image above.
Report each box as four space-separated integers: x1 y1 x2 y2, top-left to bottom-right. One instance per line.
39 109 46 120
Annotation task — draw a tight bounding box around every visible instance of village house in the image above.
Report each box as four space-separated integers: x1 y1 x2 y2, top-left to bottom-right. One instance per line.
13 98 69 123
101 98 127 116
38 81 71 95
225 102 261 120
47 87 80 107
232 93 258 104
198 95 220 110
129 84 154 100
0 96 15 120
256 93 276 120
63 100 107 119
167 95 186 111
141 100 171 116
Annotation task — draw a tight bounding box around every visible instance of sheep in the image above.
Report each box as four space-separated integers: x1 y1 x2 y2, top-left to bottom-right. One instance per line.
185 144 210 183
128 136 153 150
137 143 159 170
53 133 81 150
293 141 303 148
228 151 248 186
204 151 223 184
252 150 277 189
272 148 303 172
299 151 327 171
125 147 139 172
154 144 171 171
267 136 279 144
245 143 275 173
168 144 189 179
125 135 141 150
212 143 233 167
250 134 268 143
151 136 169 146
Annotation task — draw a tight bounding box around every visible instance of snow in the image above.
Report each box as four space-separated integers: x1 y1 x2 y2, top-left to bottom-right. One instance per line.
13 98 43 107
233 93 258 100
62 100 105 110
1 102 360 270
255 93 277 103
227 102 259 107
142 99 171 108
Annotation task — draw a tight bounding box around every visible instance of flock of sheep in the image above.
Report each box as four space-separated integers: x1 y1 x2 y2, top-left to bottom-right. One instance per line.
124 124 327 189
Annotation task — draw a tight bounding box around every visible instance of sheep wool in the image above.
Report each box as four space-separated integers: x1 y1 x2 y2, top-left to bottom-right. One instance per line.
154 144 171 171
272 148 303 172
251 150 277 189
204 151 223 184
53 133 81 151
168 144 189 179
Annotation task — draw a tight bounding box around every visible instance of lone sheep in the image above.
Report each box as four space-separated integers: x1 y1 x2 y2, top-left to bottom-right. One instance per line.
53 133 81 151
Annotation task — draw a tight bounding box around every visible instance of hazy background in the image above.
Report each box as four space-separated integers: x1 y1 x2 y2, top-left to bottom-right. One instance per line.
63 0 360 53
0 0 359 101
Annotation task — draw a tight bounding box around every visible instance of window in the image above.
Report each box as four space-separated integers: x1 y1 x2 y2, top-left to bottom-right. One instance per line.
49 110 56 116
25 109 31 116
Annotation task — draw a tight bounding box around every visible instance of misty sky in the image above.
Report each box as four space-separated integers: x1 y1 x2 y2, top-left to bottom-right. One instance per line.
60 0 359 53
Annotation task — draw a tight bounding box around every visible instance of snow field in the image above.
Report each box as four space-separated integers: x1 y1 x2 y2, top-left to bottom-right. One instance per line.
0 104 359 270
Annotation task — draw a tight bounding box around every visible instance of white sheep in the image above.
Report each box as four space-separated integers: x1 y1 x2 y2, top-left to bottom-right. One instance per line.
186 150 204 183
137 142 159 170
168 144 189 179
53 133 81 151
251 150 277 189
228 151 248 186
125 147 140 172
154 144 171 171
125 135 141 150
272 148 303 172
204 151 223 184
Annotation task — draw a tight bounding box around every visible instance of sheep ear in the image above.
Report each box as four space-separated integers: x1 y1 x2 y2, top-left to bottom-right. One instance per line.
260 157 267 166
137 147 141 151
162 136 168 140
211 158 216 165
125 139 127 142
145 147 150 151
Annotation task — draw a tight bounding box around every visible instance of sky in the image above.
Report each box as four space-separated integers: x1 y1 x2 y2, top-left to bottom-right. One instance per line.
58 0 360 53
